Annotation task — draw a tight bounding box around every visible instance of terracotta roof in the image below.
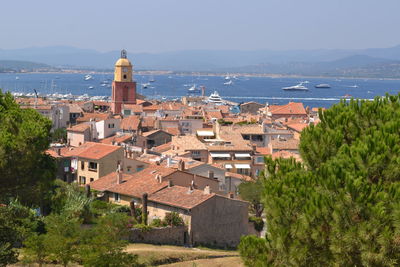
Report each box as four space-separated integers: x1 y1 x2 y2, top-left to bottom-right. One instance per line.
107 165 176 197
142 129 172 137
122 104 143 113
62 142 97 157
256 147 271 155
164 127 180 136
100 134 133 145
206 110 224 119
152 142 172 153
67 123 90 132
76 142 122 160
69 104 83 113
269 102 307 116
92 101 110 106
76 112 111 123
45 149 62 158
120 116 140 131
143 105 160 111
141 117 156 128
272 150 302 161
225 172 253 182
270 139 300 150
287 123 308 133
172 136 207 151
90 172 134 192
149 186 215 210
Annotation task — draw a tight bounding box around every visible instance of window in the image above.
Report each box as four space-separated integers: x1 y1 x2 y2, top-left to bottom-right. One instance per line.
256 156 264 163
192 151 200 156
90 178 94 182
88 162 98 172
108 123 115 128
81 161 85 170
114 193 120 202
79 176 86 185
123 74 127 79
243 135 250 140
123 110 131 116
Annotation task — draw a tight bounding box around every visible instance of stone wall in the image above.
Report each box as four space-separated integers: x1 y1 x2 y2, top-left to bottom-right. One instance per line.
128 226 187 246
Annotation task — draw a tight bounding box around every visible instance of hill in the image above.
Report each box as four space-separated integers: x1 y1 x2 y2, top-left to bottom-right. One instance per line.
0 60 54 72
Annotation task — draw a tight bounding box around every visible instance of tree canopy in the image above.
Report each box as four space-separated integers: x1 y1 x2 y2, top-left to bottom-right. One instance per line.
240 96 400 266
0 90 56 206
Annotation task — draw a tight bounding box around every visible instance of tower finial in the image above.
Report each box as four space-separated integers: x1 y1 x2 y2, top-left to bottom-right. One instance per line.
121 49 127 59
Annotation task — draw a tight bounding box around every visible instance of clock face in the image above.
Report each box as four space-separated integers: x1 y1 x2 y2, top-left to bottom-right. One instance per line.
122 67 128 72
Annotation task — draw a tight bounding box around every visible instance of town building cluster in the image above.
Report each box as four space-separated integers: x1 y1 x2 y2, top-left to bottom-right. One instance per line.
18 50 321 247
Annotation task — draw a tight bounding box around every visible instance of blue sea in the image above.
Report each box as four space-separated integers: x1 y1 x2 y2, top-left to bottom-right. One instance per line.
1 73 400 108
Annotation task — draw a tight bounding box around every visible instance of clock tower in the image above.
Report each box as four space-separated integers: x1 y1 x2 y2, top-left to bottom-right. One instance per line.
111 49 136 114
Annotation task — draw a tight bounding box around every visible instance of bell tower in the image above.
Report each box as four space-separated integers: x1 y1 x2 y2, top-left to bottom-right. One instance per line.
111 49 136 114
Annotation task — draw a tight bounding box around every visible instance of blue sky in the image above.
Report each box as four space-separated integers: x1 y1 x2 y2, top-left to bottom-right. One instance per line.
2 0 400 52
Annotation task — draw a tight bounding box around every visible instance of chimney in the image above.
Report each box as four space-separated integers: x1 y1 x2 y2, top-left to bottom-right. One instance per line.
168 179 173 188
57 148 61 156
203 185 211 195
208 170 214 179
228 192 234 199
167 157 172 167
178 160 185 171
117 162 123 184
155 174 162 183
142 193 148 225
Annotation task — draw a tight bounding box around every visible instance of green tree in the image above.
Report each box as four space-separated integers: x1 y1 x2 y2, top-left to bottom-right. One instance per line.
164 212 184 226
79 213 141 267
238 179 264 217
0 207 19 267
22 233 47 267
240 96 400 266
44 214 81 267
51 128 67 143
0 90 56 207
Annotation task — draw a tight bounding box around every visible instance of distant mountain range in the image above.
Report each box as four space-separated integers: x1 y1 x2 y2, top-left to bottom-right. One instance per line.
1 45 400 77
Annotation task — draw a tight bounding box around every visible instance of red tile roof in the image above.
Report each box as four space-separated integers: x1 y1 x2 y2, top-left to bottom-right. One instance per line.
76 113 111 123
149 186 215 209
120 116 140 131
67 123 90 132
76 142 122 160
90 172 134 191
287 123 308 133
269 102 307 116
100 134 133 145
122 104 143 113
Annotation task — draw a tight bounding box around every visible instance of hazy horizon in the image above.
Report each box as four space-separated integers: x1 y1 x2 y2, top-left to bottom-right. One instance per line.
1 0 400 53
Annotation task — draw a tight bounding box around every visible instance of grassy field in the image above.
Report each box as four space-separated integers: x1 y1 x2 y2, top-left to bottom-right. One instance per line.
126 243 243 266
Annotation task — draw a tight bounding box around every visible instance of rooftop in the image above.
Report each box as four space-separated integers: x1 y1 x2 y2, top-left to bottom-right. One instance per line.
76 142 122 160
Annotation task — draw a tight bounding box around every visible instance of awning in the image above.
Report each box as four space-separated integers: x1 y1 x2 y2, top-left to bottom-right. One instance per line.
225 164 233 169
210 153 231 158
197 130 215 137
234 164 251 169
235 153 251 158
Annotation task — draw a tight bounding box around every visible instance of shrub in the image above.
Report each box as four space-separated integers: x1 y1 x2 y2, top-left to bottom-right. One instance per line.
249 216 264 232
164 212 184 227
150 218 167 227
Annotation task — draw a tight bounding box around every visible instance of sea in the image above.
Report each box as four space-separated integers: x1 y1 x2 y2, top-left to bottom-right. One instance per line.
2 73 400 108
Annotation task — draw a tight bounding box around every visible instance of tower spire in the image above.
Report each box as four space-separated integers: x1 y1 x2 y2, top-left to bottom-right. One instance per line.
121 49 127 59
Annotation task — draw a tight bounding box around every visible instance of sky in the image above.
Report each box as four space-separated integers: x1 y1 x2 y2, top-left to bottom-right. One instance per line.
1 0 400 53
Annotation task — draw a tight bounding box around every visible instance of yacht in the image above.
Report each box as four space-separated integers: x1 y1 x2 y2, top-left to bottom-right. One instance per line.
224 74 231 80
315 84 331 88
187 84 201 93
149 76 155 82
349 85 359 88
84 74 93 81
223 80 233 86
208 91 224 104
282 83 308 91
88 86 94 90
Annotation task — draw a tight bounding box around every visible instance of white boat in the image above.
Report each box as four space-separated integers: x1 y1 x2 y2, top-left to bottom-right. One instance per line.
88 86 94 90
223 80 233 86
315 84 331 88
282 83 308 91
149 77 155 82
142 83 150 88
84 75 93 81
208 91 224 104
224 74 231 80
15 76 19 80
187 84 201 93
349 85 359 88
